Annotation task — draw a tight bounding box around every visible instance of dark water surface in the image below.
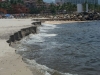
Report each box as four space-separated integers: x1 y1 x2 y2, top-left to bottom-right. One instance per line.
17 21 100 75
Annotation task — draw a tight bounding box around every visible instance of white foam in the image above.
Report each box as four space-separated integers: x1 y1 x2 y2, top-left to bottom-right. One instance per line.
20 34 44 44
39 33 57 37
41 24 57 30
45 72 51 75
20 32 57 45
40 27 55 30
39 29 47 32
17 46 28 51
23 58 52 75
42 23 57 27
39 24 58 37
20 23 57 44
18 22 77 75
23 58 77 75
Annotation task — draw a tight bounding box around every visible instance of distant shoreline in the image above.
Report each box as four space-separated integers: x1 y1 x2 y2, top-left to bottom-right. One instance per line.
44 21 88 25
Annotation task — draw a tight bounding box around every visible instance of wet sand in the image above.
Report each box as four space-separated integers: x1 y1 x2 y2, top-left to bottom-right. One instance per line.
44 21 87 24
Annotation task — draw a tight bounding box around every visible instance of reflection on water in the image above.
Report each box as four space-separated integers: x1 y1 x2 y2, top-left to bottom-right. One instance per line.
17 21 100 75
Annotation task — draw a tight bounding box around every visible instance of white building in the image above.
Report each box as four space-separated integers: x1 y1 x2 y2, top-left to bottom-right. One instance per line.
77 4 83 13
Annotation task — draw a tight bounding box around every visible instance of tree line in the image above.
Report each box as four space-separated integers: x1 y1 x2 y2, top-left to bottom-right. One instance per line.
0 0 24 13
0 0 100 14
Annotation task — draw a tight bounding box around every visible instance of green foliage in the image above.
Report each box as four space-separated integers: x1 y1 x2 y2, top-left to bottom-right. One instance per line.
0 2 12 9
0 0 24 9
29 7 41 14
49 2 77 14
0 0 24 14
10 0 24 4
17 0 24 3
49 3 56 14
84 3 100 12
37 0 43 3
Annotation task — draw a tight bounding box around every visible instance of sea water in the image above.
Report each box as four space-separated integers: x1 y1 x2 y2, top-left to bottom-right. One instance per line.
16 21 100 75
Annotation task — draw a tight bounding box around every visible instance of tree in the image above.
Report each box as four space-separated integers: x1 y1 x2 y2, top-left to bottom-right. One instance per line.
49 3 56 14
17 0 24 4
0 2 10 9
37 0 43 3
10 0 24 5
64 2 76 13
29 7 41 14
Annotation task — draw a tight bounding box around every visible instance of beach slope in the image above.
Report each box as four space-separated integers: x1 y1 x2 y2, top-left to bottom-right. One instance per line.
0 19 33 75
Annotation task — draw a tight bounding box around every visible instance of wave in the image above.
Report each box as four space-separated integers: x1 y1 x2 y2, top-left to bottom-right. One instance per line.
23 58 77 75
16 23 78 75
40 23 57 31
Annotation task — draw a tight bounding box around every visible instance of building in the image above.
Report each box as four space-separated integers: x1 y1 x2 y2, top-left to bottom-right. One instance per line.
55 0 98 4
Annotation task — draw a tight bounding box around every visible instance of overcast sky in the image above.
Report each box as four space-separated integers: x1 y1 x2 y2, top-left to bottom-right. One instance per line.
43 0 100 4
98 0 100 4
43 0 55 3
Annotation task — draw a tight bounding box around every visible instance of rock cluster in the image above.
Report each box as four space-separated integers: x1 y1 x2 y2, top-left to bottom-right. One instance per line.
32 12 100 22
69 12 100 21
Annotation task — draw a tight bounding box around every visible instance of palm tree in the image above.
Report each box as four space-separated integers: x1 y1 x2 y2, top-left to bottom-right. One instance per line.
65 2 73 13
49 3 56 14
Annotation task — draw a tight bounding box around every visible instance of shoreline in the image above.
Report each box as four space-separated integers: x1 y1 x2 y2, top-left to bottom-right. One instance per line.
44 21 88 25
0 19 90 75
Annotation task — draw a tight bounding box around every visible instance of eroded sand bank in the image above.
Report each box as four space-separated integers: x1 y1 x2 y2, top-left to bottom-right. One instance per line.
0 19 83 75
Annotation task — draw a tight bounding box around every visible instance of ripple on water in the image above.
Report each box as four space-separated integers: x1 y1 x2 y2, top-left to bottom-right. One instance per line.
17 21 100 75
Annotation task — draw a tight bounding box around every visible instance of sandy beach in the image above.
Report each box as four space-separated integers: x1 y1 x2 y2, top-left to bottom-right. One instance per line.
44 21 87 24
0 19 33 75
0 19 84 75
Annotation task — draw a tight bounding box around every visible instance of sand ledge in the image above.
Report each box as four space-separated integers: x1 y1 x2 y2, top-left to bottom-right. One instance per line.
44 21 88 25
0 19 86 75
0 19 33 75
